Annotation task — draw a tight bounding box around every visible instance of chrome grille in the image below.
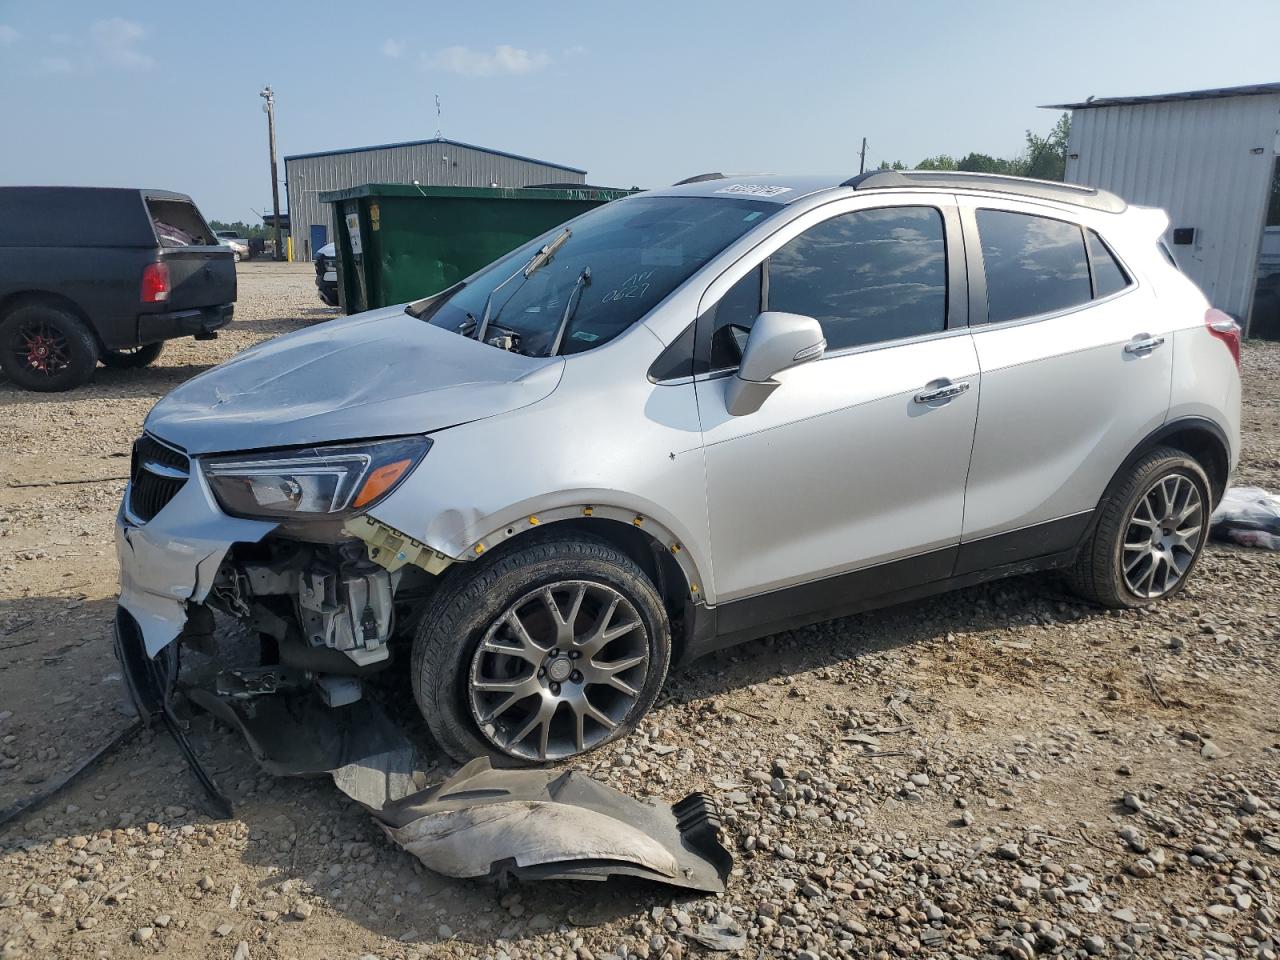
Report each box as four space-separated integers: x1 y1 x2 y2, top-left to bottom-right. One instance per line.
128 434 189 522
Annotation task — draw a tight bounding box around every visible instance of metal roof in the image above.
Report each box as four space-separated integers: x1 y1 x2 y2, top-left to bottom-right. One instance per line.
1043 82 1280 111
282 136 586 174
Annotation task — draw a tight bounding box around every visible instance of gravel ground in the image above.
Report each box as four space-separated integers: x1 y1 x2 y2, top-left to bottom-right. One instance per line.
2 260 1279 960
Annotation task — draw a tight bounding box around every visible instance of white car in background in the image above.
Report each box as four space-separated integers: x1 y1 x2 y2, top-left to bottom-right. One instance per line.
215 231 249 262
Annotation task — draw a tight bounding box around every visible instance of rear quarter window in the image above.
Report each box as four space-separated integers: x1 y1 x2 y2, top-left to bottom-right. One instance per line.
1085 230 1131 299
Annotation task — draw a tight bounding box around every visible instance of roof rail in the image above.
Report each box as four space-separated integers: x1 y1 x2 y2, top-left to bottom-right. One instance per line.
841 169 1125 213
672 172 726 186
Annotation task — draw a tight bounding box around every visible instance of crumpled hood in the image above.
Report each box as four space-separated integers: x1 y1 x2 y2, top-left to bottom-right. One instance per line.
145 305 563 455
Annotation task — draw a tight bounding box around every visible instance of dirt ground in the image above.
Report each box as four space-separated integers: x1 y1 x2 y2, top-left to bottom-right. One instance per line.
1 260 1279 960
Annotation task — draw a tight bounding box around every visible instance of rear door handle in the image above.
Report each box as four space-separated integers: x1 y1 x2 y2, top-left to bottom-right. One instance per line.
913 380 971 404
1125 335 1166 355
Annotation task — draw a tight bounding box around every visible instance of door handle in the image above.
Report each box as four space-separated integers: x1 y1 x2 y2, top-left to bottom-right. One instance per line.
913 380 971 404
1125 335 1166 355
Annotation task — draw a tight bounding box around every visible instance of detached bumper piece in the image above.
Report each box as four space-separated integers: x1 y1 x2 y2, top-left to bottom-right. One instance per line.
113 607 233 819
374 759 732 893
116 605 730 891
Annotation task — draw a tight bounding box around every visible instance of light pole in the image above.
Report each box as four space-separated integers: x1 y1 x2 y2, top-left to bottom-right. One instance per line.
260 85 282 260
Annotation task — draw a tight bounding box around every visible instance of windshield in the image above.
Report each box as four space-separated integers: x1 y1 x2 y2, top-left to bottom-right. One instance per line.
426 195 777 356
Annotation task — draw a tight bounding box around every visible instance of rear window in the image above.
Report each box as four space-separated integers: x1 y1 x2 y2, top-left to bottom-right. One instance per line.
977 210 1092 323
146 198 216 247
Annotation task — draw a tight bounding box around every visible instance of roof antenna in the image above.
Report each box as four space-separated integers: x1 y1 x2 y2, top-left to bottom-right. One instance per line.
434 94 443 139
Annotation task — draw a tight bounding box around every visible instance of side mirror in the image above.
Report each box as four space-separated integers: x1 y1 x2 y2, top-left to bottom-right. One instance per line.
724 312 825 416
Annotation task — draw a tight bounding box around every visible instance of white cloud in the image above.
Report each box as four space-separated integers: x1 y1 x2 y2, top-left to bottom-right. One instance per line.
91 18 154 70
0 25 19 46
425 44 550 77
381 38 404 58
39 56 74 74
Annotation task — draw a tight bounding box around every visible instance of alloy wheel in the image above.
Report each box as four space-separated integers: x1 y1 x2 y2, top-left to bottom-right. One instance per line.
1121 473 1204 599
14 322 71 377
467 581 650 761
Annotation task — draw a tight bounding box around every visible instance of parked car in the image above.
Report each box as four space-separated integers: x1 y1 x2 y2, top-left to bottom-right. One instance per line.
0 187 236 391
215 231 250 262
314 241 338 306
114 172 1240 767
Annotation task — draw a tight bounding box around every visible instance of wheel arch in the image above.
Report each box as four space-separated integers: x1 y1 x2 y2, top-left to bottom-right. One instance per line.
460 507 705 662
1126 417 1230 508
0 290 102 348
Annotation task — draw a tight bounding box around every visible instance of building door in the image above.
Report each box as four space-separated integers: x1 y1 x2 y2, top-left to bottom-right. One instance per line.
309 224 328 261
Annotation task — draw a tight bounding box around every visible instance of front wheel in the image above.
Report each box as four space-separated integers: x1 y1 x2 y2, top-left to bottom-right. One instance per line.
101 341 164 369
411 534 671 764
1068 447 1211 608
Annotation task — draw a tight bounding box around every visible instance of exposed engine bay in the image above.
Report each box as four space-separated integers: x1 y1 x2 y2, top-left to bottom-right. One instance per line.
211 536 407 676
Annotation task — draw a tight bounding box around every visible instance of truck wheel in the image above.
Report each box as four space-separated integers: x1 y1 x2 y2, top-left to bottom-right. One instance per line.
101 342 165 369
412 533 671 764
1068 446 1211 608
0 304 99 392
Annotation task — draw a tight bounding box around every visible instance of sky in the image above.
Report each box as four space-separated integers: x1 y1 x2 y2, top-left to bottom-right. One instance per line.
1 0 1278 223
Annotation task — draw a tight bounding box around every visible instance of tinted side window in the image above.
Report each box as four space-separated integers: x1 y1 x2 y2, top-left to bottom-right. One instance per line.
1086 230 1130 298
977 210 1091 323
768 207 947 351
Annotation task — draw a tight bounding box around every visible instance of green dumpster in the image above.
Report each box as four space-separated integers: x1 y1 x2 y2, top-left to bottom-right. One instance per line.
318 184 635 314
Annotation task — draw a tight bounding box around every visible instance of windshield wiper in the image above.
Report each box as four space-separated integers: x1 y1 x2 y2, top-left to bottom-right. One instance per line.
476 227 571 343
548 266 591 357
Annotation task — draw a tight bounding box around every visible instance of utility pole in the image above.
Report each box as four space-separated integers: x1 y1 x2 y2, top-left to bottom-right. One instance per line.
260 86 282 261
859 137 867 175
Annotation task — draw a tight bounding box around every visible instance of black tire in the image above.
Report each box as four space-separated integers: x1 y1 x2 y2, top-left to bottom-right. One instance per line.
101 341 165 369
1068 446 1212 609
0 304 99 392
411 533 671 764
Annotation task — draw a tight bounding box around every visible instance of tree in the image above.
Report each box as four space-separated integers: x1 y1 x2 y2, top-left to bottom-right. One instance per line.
1023 112 1072 181
915 155 958 171
877 160 908 171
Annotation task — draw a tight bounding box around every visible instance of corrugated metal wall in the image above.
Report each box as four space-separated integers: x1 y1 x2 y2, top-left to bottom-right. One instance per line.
1066 94 1280 323
285 141 586 259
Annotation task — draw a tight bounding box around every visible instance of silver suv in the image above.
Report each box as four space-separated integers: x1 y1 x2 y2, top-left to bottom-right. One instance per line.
115 171 1242 766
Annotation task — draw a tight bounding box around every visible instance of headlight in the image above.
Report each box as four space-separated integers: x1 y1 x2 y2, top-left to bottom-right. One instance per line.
202 436 431 520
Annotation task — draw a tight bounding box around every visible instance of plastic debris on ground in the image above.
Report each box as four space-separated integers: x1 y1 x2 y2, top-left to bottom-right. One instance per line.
1210 486 1280 550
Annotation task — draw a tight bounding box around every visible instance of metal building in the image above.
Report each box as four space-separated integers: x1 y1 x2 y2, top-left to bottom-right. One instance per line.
1045 83 1280 334
284 137 587 260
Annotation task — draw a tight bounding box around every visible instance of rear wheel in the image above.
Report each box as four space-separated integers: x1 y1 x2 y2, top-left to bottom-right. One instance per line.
411 534 671 764
1068 447 1211 608
101 341 164 369
0 304 99 392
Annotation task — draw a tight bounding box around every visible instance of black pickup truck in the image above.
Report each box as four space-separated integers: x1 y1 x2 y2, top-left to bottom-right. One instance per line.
0 187 237 391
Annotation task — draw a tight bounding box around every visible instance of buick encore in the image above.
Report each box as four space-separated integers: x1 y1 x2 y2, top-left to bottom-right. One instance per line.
114 171 1242 766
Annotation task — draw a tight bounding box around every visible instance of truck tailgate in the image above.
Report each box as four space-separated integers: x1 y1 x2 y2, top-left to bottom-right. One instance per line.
158 247 237 310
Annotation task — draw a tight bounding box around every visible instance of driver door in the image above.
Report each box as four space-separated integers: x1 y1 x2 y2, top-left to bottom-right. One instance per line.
694 196 980 631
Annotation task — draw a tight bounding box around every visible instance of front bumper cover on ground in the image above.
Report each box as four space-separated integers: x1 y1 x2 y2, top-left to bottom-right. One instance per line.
114 607 731 892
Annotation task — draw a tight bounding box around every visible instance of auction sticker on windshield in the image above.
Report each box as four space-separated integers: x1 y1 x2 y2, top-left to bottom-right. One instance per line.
714 184 793 198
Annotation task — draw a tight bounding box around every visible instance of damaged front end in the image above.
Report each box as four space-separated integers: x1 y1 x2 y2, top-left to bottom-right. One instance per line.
113 431 446 807
113 431 732 892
